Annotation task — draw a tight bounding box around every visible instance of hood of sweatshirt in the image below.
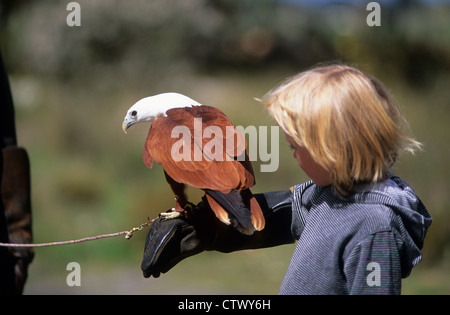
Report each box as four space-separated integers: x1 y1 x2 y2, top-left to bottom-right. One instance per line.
352 174 432 277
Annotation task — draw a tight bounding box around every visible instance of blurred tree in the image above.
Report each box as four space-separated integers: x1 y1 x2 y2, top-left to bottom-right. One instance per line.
3 0 449 85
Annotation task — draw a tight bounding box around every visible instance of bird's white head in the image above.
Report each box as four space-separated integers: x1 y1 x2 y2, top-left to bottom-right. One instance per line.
122 92 201 133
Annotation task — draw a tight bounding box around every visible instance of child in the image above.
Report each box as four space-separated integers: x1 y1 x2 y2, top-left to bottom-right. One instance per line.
260 64 432 294
140 64 432 295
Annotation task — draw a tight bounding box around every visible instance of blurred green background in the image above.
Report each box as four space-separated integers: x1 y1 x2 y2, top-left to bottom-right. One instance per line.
1 0 449 294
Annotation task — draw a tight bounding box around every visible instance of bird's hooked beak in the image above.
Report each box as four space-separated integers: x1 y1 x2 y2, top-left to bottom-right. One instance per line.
122 117 136 134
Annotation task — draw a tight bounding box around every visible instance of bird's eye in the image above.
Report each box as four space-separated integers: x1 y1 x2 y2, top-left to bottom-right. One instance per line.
131 110 137 117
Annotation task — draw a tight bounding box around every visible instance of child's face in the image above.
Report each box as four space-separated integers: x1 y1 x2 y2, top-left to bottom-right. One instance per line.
285 133 332 187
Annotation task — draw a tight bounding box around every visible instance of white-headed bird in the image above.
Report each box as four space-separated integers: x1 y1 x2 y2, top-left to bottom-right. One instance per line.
122 92 264 235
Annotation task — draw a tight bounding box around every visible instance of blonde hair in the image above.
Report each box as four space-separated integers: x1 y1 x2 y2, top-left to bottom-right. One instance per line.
260 64 422 195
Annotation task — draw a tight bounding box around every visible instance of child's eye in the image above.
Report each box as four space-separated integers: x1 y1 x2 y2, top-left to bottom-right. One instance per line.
289 144 295 150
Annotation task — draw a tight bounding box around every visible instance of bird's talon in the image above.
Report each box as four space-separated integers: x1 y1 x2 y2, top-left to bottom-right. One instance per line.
159 209 182 220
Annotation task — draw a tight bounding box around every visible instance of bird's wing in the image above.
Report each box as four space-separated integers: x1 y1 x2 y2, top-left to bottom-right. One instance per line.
143 106 254 191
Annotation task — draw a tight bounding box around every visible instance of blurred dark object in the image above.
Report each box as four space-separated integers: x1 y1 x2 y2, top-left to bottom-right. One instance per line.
1 147 34 294
0 49 34 294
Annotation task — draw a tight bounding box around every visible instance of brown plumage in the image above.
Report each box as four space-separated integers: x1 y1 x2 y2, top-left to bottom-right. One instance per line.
123 93 265 235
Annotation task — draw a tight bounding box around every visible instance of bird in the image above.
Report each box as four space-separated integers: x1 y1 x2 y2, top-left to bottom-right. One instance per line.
122 92 265 235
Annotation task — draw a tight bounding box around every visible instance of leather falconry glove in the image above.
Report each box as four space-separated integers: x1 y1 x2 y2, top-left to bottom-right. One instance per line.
141 190 294 278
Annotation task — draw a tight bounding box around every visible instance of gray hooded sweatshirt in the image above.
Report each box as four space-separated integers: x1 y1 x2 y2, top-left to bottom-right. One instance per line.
279 174 432 295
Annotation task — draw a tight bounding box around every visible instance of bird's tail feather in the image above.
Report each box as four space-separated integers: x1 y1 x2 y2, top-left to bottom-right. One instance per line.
205 189 265 235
